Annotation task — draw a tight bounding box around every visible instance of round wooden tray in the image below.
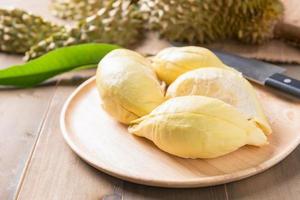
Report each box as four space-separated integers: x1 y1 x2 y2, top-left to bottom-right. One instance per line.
60 77 300 188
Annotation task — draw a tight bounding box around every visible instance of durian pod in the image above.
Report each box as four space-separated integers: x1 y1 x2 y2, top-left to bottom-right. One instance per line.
96 49 165 124
274 21 300 49
151 46 228 85
129 96 267 159
138 0 283 44
0 8 63 54
50 0 103 20
166 67 272 135
236 0 284 44
25 0 144 60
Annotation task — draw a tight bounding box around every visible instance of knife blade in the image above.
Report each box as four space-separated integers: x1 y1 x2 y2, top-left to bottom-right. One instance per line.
213 50 300 98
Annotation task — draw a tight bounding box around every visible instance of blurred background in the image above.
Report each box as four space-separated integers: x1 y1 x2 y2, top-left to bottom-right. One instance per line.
1 1 300 200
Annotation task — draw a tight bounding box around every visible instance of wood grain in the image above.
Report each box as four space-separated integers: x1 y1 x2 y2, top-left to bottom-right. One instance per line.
58 77 300 188
16 75 300 200
0 0 93 195
15 82 227 200
227 147 300 200
122 183 227 200
15 86 121 200
0 5 63 200
225 66 300 200
0 0 299 199
0 85 57 200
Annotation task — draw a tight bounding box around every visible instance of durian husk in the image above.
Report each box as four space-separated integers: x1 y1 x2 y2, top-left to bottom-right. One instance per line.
50 0 103 20
25 0 144 60
0 8 63 54
138 0 283 44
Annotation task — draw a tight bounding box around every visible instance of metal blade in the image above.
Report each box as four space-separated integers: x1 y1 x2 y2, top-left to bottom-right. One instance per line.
213 50 285 84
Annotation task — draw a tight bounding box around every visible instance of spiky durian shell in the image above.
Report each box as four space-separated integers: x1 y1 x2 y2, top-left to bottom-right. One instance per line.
25 0 144 60
0 8 63 54
50 0 103 20
139 0 283 44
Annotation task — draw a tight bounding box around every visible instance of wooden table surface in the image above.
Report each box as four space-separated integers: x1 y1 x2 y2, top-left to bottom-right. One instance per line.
1 1 300 200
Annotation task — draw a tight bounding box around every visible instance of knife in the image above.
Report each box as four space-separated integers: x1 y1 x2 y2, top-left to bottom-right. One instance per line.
213 50 300 98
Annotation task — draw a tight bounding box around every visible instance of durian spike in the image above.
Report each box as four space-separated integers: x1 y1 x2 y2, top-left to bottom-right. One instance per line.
50 0 104 20
25 0 144 60
0 8 63 54
138 0 284 44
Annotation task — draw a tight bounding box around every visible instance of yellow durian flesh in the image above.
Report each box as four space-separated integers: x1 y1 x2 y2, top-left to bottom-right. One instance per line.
166 68 272 135
129 96 267 159
96 49 165 124
151 46 228 85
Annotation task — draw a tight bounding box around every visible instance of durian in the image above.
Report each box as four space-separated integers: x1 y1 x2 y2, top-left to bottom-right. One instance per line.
151 46 228 85
0 8 63 54
25 0 144 60
129 96 267 159
50 0 103 20
139 0 283 44
96 49 165 124
166 67 271 135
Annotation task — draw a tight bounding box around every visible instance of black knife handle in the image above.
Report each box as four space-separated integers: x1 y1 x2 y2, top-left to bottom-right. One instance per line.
265 73 300 98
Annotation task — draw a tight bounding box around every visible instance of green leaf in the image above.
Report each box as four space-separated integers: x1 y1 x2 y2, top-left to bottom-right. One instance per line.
0 43 120 87
75 64 98 71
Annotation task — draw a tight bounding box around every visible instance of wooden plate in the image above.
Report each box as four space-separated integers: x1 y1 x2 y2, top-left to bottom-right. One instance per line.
60 77 300 188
